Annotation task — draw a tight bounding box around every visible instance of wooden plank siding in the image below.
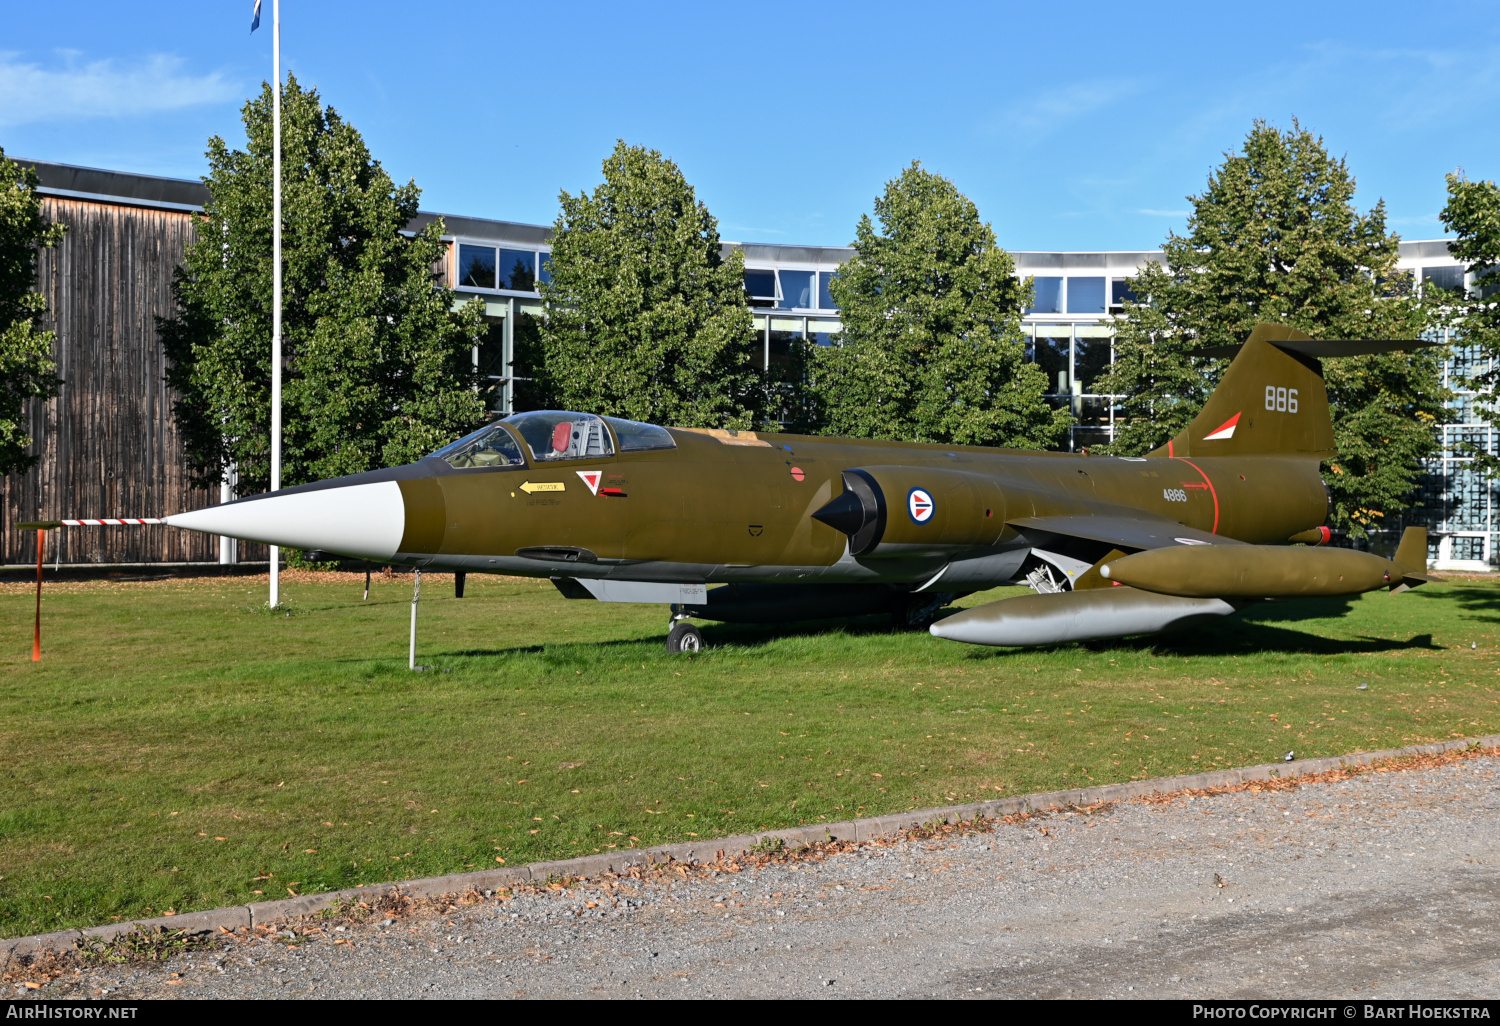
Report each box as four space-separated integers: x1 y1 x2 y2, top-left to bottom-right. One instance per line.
0 197 246 566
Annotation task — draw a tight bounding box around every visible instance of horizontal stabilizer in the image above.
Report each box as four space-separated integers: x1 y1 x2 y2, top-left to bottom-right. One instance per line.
1191 338 1442 359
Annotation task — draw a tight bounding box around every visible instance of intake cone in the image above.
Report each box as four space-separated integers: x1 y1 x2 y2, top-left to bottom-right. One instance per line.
809 470 886 555
810 489 866 536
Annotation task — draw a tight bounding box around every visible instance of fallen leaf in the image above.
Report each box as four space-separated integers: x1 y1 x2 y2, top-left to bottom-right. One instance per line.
305 849 318 854
495 857 505 864
214 836 227 841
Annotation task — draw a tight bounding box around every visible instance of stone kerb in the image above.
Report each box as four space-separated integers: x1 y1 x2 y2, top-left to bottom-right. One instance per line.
4 733 1496 962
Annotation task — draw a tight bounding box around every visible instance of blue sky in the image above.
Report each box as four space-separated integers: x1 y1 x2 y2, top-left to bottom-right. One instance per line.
3 1 1497 251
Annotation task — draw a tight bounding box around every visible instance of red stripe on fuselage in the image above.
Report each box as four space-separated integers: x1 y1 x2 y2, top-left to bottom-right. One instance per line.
1170 457 1219 534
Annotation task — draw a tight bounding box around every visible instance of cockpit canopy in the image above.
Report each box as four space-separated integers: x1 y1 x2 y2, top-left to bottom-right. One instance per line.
428 411 675 469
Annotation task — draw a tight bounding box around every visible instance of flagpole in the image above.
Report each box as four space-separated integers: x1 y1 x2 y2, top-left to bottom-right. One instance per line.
269 0 282 609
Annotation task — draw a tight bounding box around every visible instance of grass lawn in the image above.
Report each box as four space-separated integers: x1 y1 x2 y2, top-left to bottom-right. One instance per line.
2 568 1499 938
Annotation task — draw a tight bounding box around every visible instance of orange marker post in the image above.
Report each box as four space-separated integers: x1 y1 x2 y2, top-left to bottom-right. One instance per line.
32 528 44 662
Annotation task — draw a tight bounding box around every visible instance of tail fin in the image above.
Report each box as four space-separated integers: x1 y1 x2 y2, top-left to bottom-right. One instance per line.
1149 324 1438 459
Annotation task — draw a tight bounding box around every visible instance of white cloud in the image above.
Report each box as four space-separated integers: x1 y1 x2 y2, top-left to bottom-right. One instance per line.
1137 208 1189 217
986 77 1149 144
0 51 240 127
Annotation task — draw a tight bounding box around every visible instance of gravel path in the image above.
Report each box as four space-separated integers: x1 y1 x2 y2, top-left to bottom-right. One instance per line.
15 753 1500 1000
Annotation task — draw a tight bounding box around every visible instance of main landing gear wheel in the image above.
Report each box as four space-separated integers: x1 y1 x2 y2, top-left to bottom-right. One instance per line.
666 621 703 654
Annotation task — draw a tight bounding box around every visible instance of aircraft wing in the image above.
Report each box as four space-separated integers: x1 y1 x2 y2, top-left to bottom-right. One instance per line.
1007 514 1246 552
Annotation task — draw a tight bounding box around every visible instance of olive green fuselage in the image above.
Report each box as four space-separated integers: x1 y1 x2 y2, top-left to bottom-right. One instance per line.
392 428 1327 586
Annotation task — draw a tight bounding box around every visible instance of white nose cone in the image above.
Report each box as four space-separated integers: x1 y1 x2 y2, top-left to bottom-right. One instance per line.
165 481 406 560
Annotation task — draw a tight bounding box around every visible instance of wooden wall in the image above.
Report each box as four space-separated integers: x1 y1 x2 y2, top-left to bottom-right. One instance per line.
0 197 225 566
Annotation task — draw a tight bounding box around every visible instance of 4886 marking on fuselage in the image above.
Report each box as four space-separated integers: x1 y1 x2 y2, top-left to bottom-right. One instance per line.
1163 488 1188 502
1266 386 1299 412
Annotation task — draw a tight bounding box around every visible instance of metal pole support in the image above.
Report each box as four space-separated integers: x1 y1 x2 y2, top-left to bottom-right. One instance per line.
409 568 422 671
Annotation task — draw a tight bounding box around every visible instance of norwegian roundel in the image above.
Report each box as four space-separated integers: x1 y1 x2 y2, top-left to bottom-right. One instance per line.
908 488 935 524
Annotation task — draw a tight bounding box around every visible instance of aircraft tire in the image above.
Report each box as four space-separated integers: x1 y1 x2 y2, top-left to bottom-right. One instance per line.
666 622 703 655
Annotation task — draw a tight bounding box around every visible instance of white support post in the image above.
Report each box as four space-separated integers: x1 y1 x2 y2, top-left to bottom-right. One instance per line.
218 463 238 564
409 568 422 671
268 0 283 609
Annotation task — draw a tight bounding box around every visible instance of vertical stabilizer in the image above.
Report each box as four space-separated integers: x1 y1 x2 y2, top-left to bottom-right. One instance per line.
1150 324 1336 459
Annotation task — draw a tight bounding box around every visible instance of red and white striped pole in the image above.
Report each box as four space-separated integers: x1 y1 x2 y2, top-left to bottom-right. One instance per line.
21 519 165 662
32 528 43 662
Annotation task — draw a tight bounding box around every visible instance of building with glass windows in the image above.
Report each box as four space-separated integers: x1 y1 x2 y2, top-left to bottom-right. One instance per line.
1 158 1492 572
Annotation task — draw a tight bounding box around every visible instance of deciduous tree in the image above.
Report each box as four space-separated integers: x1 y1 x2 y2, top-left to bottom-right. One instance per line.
0 147 65 477
538 141 763 428
1098 120 1446 537
812 162 1068 449
160 76 486 494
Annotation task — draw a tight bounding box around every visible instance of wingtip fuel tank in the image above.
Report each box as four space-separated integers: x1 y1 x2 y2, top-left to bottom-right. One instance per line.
1098 526 1432 599
929 587 1239 647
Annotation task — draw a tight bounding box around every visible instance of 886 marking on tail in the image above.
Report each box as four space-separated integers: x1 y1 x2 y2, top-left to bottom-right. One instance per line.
1265 386 1298 412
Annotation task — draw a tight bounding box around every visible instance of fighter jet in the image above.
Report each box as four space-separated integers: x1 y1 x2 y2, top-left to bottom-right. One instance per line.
24 324 1439 652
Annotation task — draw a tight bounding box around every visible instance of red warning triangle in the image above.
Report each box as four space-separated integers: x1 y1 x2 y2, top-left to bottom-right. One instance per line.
576 470 602 496
1202 412 1240 441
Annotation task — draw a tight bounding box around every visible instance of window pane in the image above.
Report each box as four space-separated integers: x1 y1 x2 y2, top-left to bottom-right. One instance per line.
538 252 552 285
769 322 805 383
505 411 615 461
1423 265 1464 292
778 270 814 309
1109 278 1137 311
1066 277 1105 314
438 424 526 469
1028 277 1062 314
808 317 841 346
430 423 526 467
1074 396 1111 426
1073 330 1112 392
818 271 838 309
1452 535 1486 561
1032 331 1069 391
476 319 505 379
1071 427 1111 451
604 417 677 452
744 269 777 307
458 244 497 289
498 249 537 292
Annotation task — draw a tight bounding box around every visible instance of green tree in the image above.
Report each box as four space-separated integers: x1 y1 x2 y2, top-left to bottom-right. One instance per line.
812 162 1068 449
538 141 763 428
1435 172 1500 484
1098 119 1446 537
0 147 66 477
1439 171 1500 364
160 76 486 493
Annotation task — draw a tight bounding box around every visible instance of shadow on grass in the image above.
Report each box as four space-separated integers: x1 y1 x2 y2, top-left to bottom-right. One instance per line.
1411 583 1500 621
426 612 919 662
958 593 1444 661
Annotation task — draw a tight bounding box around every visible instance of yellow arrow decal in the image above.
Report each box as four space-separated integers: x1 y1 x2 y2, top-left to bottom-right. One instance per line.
519 481 566 494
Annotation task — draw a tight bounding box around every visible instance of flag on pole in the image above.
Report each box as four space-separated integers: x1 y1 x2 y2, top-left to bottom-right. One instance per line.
251 0 262 33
